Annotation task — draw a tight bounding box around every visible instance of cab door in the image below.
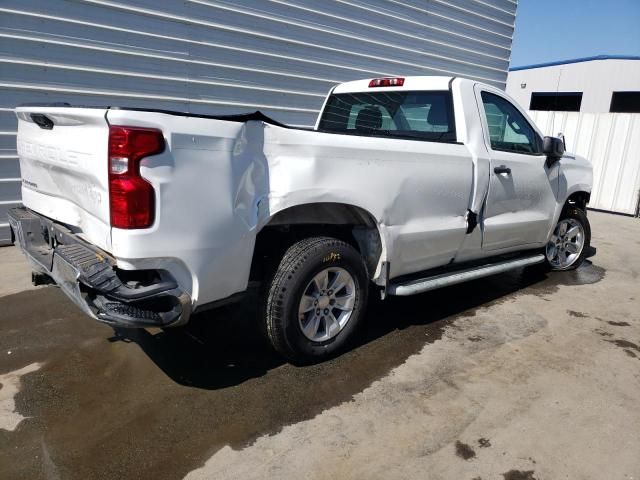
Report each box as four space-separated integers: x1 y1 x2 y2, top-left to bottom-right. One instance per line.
475 87 559 251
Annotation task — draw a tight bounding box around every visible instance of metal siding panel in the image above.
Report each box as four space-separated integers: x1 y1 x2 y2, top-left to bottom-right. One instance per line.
391 0 514 39
0 157 20 180
0 132 17 153
613 116 640 214
0 0 516 243
597 115 628 211
0 110 18 132
573 114 596 159
0 180 21 203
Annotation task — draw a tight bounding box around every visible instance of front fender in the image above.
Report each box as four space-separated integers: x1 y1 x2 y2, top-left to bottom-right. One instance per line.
547 154 593 241
558 154 593 206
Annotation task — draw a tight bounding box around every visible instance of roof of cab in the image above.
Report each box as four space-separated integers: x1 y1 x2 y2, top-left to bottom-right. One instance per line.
332 76 454 94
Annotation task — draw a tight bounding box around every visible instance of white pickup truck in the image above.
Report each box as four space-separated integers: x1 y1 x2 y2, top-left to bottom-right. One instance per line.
9 76 593 363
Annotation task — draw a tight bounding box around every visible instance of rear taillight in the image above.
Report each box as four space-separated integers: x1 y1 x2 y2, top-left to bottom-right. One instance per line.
368 77 405 88
108 126 164 229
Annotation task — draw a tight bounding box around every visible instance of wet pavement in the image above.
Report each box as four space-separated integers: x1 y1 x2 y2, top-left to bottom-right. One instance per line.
0 211 637 480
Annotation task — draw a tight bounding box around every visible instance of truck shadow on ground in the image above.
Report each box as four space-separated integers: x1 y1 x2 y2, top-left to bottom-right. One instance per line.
109 260 604 391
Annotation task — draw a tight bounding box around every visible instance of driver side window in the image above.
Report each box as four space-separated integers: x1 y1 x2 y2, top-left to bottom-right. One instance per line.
481 91 543 154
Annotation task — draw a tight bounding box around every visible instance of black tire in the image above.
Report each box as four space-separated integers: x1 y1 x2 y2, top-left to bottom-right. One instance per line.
546 206 591 271
263 236 369 364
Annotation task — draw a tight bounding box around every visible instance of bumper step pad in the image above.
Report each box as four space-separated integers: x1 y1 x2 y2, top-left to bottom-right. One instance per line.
55 244 121 294
99 301 162 323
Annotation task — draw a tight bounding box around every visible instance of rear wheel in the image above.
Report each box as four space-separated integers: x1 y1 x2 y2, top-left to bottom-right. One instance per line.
545 206 591 271
263 236 369 364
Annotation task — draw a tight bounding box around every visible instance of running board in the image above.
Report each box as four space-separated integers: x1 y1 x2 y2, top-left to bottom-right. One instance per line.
388 254 546 296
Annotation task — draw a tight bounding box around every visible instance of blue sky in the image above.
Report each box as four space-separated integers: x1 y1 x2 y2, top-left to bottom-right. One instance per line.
510 0 640 67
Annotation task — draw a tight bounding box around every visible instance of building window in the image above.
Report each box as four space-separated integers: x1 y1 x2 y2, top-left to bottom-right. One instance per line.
529 92 583 111
610 92 640 113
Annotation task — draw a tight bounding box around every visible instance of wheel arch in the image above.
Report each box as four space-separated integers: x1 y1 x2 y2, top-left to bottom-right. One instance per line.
546 189 592 246
251 202 385 281
564 190 591 211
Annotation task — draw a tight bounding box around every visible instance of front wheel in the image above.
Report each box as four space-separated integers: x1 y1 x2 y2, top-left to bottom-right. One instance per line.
263 236 369 364
545 206 591 271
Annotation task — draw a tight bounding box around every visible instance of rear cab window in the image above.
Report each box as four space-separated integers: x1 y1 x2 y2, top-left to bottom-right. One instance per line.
317 90 456 142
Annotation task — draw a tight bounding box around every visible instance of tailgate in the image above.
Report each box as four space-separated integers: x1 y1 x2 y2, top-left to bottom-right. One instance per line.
15 106 112 251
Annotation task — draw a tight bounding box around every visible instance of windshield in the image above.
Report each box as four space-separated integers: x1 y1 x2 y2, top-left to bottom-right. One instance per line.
317 90 456 142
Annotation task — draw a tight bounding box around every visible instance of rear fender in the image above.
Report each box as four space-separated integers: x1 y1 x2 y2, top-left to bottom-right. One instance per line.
258 201 387 280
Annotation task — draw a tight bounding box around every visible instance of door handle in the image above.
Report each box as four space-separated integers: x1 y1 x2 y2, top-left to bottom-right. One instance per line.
494 165 511 175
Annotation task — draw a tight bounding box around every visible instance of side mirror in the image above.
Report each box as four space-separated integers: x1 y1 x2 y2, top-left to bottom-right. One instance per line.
543 136 564 166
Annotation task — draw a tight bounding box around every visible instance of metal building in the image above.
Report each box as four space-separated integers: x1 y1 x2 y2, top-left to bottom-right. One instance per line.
506 56 640 216
0 0 518 244
507 55 640 113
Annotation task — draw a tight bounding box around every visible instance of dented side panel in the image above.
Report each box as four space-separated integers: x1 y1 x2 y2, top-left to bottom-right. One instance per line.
261 126 474 277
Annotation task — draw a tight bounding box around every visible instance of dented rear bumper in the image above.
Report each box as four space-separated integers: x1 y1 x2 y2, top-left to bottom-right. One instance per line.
8 206 191 328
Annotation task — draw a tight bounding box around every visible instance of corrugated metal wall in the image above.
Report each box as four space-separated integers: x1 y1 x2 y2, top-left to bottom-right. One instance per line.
529 110 640 216
0 0 517 243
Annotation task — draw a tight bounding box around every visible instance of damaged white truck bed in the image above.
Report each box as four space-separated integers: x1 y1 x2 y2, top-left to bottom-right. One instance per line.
10 76 594 362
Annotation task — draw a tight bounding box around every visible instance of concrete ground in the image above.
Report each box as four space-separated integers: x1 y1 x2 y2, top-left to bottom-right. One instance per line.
0 210 639 480
0 244 39 297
